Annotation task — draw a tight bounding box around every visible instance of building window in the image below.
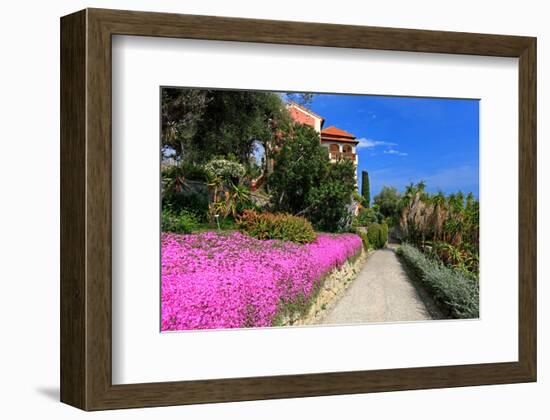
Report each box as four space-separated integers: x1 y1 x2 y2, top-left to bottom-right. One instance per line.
329 144 339 160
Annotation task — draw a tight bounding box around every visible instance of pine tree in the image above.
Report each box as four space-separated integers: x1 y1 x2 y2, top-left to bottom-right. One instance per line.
361 170 370 208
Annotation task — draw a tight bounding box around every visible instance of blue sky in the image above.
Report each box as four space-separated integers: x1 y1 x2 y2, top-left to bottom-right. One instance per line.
299 93 479 198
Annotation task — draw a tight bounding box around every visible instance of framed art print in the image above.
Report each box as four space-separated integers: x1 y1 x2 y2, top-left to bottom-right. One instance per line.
60 8 536 410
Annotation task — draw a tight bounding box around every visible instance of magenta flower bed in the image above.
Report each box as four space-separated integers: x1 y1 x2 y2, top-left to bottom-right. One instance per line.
161 231 362 331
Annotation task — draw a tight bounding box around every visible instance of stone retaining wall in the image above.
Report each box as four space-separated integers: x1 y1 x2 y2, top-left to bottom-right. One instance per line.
280 249 369 326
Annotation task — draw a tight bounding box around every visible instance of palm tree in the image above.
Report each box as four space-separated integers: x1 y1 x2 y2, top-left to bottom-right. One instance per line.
394 183 479 276
398 183 416 237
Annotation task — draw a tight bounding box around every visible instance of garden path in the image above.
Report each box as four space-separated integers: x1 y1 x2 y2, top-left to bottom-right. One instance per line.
317 244 442 325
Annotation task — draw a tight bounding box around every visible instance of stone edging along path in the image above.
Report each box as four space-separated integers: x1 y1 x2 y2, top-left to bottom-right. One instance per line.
280 248 370 326
280 243 442 327
317 245 441 325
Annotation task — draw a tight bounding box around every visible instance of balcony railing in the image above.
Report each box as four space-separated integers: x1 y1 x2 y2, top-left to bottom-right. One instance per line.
329 151 356 161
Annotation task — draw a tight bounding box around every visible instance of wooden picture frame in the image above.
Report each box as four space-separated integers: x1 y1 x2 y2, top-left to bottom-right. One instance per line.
60 8 536 411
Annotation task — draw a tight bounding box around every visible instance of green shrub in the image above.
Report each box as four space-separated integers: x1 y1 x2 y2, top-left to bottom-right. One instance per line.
357 230 369 250
381 223 388 244
181 162 208 181
161 209 199 234
352 207 384 230
367 223 388 249
306 159 357 232
161 163 209 220
237 210 317 244
268 124 330 215
161 162 208 183
396 243 479 319
163 189 209 220
204 158 246 183
373 186 401 218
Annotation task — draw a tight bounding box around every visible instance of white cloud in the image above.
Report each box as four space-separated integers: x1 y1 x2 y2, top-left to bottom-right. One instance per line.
356 138 407 156
356 138 397 149
383 149 408 156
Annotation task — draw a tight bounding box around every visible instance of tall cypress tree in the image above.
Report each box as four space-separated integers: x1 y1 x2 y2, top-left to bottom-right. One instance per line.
361 170 370 208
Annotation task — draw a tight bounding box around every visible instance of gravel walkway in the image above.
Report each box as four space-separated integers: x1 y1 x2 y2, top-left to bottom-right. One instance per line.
317 245 442 325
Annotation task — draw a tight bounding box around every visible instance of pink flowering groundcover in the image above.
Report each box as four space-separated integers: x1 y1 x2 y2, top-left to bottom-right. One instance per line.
161 231 362 331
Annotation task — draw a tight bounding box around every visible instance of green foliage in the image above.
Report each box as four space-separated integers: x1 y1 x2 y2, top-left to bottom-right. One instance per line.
231 183 255 214
208 183 253 221
396 243 479 319
161 89 209 159
161 163 209 220
367 223 388 249
183 165 207 182
381 223 389 245
307 159 357 232
361 170 370 208
286 93 315 107
162 189 209 221
268 124 330 214
204 158 246 182
356 230 370 250
269 125 356 232
161 89 288 165
352 207 384 230
203 158 253 221
425 241 479 278
162 162 208 184
237 210 317 244
373 186 401 218
244 157 263 179
161 162 210 221
161 164 188 196
384 215 398 228
161 208 199 234
196 91 287 164
397 182 479 275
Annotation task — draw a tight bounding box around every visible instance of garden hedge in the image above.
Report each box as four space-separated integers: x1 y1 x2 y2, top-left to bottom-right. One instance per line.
237 210 317 244
367 223 388 249
356 230 369 250
396 243 479 319
161 208 199 234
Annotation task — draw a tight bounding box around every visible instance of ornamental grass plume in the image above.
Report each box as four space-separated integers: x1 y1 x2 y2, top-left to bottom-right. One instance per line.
161 231 362 331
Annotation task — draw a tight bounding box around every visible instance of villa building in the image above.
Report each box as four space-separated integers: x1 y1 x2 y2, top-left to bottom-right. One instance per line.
287 101 359 166
252 101 360 192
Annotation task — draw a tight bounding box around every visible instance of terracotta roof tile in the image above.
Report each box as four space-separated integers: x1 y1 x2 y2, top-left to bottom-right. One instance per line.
321 126 357 140
321 126 356 138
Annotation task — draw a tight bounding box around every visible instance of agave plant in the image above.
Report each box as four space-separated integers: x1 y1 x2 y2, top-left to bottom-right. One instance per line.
207 191 232 219
162 164 190 196
207 177 253 221
231 183 252 210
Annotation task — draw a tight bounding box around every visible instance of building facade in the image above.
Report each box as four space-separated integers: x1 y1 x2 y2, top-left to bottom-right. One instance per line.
287 101 359 167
